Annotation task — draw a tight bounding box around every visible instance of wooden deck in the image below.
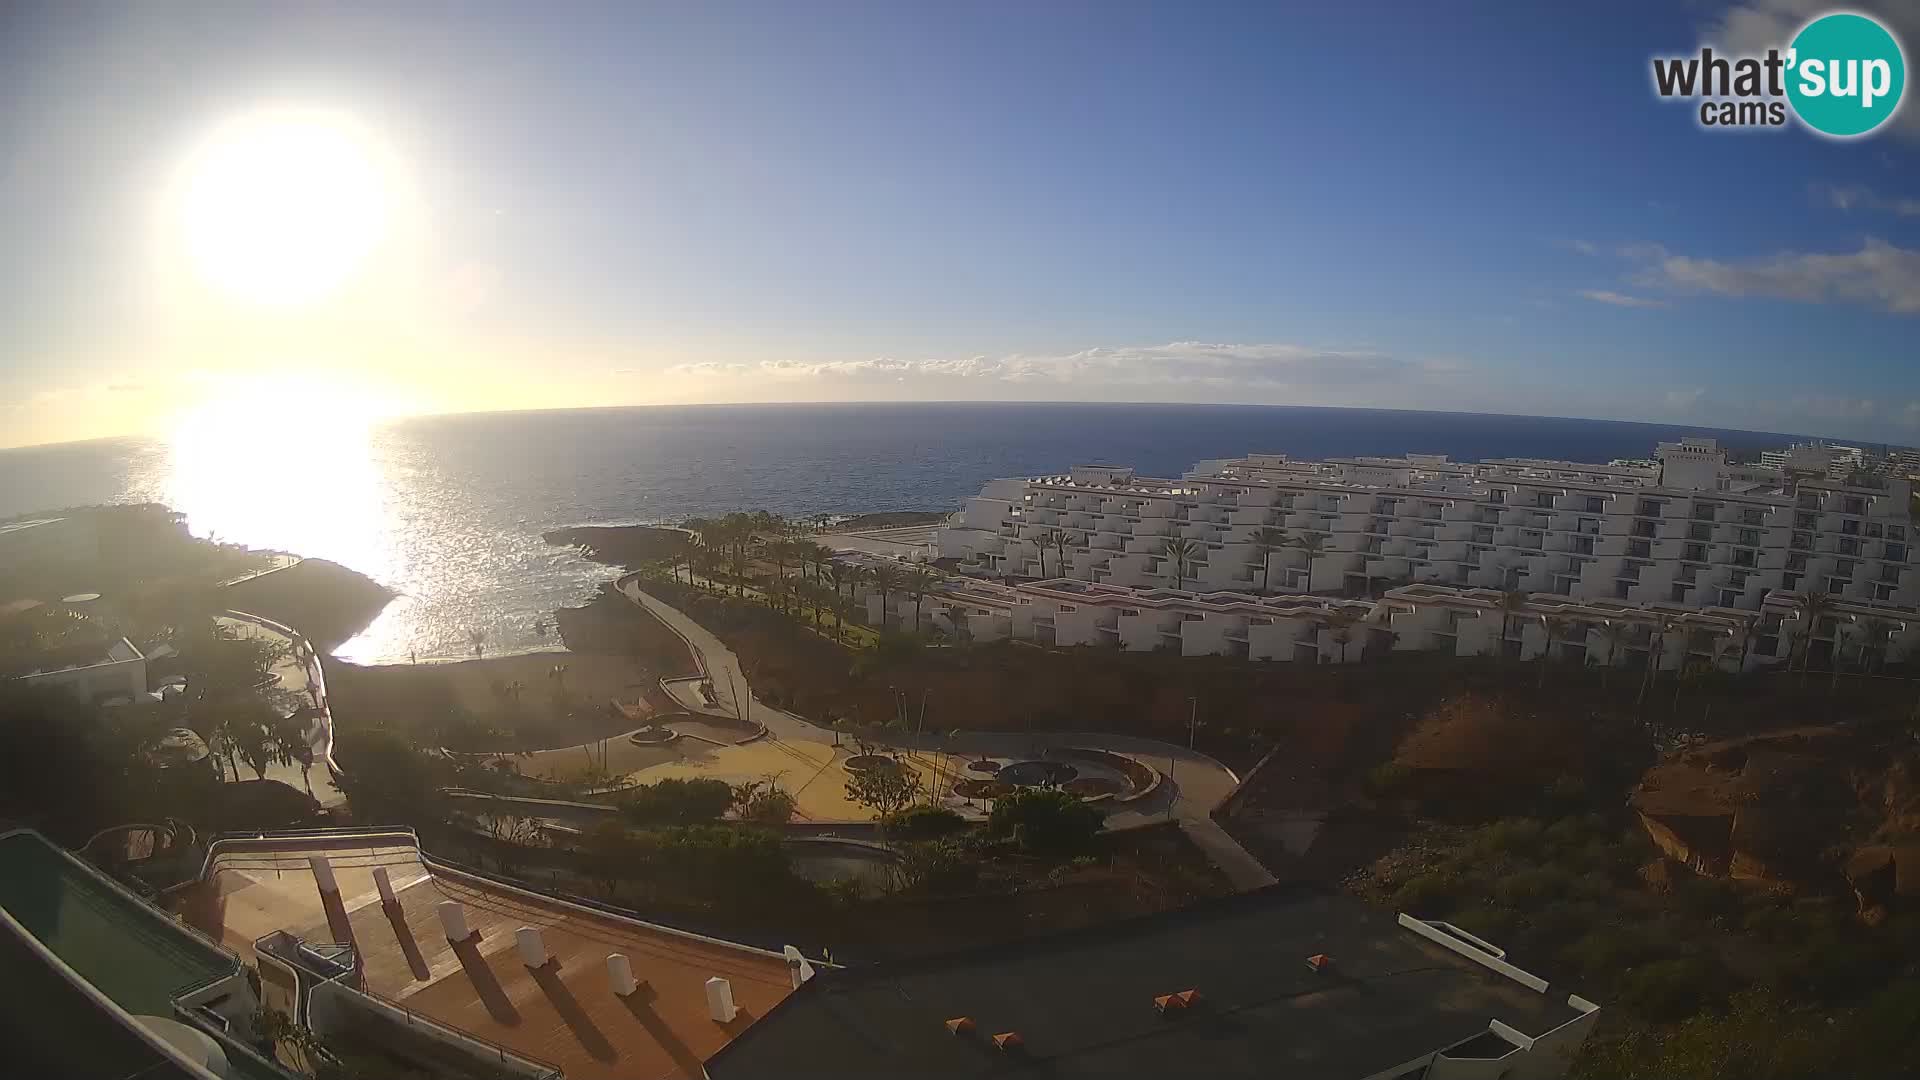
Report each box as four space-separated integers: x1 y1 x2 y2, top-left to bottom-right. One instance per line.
172 839 795 1080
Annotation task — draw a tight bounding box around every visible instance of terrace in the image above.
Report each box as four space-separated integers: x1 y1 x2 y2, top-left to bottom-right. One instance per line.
171 831 799 1080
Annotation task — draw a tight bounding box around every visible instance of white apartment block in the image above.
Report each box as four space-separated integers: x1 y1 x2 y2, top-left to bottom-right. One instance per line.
929 438 1919 669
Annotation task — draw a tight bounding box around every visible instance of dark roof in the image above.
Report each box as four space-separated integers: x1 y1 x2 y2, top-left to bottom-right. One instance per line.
707 885 1584 1080
0 925 204 1080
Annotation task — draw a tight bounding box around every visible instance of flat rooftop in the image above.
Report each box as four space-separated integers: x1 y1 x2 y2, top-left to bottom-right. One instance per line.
0 830 235 1017
707 886 1584 1080
172 835 796 1080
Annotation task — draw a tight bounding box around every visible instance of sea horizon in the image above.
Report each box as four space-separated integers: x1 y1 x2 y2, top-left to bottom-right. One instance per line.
0 401 1879 665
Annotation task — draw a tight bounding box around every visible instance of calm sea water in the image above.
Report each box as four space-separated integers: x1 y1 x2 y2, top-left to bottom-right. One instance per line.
0 402 1816 664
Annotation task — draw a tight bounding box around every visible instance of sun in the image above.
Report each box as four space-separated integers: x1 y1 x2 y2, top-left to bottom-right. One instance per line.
173 109 390 308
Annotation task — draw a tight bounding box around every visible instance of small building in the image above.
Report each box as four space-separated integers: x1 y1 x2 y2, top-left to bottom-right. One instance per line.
6 635 149 702
707 885 1599 1080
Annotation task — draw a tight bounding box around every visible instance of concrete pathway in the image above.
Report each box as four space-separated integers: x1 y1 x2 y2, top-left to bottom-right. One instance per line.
617 578 1276 889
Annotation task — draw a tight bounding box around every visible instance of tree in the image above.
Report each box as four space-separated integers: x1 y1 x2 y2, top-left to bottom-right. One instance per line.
988 788 1102 854
1053 530 1079 580
1327 609 1362 663
1289 531 1329 590
1793 591 1836 685
1497 589 1530 662
1598 619 1630 689
870 564 901 630
581 819 639 896
904 567 938 634
1536 613 1575 687
621 777 736 825
672 531 699 584
1638 615 1677 708
332 729 440 826
1160 536 1199 589
732 777 798 825
1250 526 1290 593
221 700 287 781
1857 616 1897 675
845 759 922 818
467 627 487 659
882 804 966 841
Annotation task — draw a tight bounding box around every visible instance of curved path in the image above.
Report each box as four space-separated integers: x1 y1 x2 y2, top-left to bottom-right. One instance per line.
617 578 1275 889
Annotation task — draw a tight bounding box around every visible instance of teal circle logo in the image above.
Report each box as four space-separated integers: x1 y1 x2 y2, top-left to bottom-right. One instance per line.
1787 12 1907 138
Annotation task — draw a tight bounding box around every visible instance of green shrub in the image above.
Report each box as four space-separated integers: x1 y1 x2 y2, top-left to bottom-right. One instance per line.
1616 956 1725 1023
883 805 968 841
987 788 1103 854
1470 817 1546 858
1493 865 1576 906
1365 761 1412 796
621 778 735 825
1390 871 1461 915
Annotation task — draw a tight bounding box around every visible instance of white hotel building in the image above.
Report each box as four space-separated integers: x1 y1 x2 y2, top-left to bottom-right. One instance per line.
921 438 1920 670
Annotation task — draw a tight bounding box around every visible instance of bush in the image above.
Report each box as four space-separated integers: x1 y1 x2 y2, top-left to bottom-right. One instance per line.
1616 956 1724 1022
987 788 1103 854
1470 817 1546 858
1391 871 1462 915
890 838 980 895
1493 865 1575 907
883 805 967 841
621 778 735 825
1365 761 1412 797
333 729 441 826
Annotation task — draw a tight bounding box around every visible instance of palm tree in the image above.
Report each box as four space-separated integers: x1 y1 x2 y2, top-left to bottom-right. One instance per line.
767 538 794 597
1850 614 1896 672
822 564 846 611
1794 591 1836 685
1054 530 1079 580
467 627 487 659
1597 619 1629 690
1496 589 1530 662
870 565 901 630
1160 536 1200 589
671 531 698 583
807 543 835 584
1250 526 1290 594
1638 615 1676 708
1327 609 1362 663
905 567 938 634
1034 529 1064 578
945 603 972 646
1830 618 1859 697
1289 531 1329 592
1536 613 1574 687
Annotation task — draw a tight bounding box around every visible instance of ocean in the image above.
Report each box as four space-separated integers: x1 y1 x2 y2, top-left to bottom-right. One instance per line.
0 402 1819 664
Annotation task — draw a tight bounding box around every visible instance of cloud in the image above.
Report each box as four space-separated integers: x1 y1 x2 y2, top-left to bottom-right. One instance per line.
1812 183 1920 218
1705 0 1920 139
1577 289 1669 309
1633 239 1920 313
1665 387 1706 411
662 342 1467 392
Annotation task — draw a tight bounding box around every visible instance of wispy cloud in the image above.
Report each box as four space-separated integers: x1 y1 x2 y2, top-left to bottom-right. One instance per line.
1577 289 1669 309
1632 239 1920 314
1664 387 1706 411
1812 183 1920 218
662 342 1469 391
1706 0 1920 139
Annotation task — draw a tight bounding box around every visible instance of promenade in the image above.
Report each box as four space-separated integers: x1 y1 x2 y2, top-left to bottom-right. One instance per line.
617 578 1276 889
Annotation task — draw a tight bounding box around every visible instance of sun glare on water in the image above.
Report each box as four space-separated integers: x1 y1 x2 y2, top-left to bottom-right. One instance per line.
171 109 391 308
165 377 399 586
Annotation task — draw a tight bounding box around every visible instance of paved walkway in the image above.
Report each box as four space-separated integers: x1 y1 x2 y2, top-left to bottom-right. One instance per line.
215 611 341 806
617 578 1275 889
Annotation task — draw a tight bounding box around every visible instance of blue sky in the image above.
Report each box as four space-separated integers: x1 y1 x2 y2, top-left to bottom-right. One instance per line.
2 0 1918 448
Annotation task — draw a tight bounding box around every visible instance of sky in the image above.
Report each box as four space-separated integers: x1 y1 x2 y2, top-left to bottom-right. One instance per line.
2 0 1918 450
